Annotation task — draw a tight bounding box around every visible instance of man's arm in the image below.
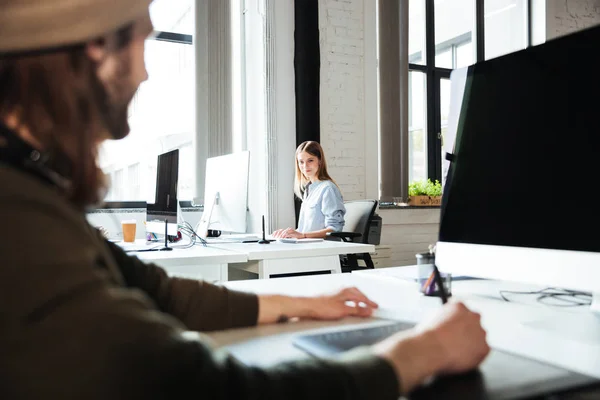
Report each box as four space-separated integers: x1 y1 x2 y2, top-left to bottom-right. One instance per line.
104 239 258 332
7 260 400 400
105 240 379 329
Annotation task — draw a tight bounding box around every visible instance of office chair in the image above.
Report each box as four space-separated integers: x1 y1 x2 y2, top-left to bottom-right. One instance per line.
327 199 378 273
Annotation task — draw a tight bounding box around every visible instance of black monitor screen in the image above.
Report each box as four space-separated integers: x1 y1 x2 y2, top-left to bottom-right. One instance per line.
147 149 179 216
439 25 600 254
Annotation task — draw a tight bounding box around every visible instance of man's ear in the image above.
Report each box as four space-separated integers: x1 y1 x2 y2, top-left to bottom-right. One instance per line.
85 37 108 63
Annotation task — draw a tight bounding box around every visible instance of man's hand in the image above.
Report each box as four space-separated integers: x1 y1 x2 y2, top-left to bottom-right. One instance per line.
373 301 490 395
305 287 379 320
257 287 379 324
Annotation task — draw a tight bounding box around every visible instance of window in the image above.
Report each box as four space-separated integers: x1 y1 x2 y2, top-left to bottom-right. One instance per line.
484 0 528 60
403 0 530 184
127 163 141 199
409 0 426 65
100 0 194 203
409 71 427 183
149 0 194 34
434 0 474 69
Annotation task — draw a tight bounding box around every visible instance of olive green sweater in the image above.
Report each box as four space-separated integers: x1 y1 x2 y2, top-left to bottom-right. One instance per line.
0 163 400 400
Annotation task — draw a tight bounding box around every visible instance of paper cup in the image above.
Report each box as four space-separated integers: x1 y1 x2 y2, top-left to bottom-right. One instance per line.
121 220 137 243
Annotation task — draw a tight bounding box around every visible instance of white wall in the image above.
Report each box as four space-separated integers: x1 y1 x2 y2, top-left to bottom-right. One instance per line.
379 209 440 267
317 0 378 201
546 0 600 40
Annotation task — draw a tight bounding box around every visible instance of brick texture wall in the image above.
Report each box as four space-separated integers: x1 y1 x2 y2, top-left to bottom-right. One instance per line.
318 0 366 201
548 0 600 39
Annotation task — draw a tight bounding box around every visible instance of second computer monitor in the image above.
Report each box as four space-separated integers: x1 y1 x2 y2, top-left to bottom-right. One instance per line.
197 151 250 236
146 149 179 236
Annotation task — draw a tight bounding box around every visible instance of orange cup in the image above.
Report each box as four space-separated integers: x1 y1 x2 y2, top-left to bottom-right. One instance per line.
121 220 137 243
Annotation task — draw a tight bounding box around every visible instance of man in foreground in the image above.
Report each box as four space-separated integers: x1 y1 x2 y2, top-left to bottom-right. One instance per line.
0 1 489 398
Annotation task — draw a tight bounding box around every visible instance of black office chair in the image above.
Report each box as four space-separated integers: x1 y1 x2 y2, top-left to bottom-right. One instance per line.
327 199 378 273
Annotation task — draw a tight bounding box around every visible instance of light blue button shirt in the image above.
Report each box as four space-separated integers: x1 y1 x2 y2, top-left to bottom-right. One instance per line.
297 180 346 233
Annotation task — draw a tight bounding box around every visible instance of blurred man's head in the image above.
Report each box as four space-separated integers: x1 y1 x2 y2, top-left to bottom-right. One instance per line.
0 0 153 206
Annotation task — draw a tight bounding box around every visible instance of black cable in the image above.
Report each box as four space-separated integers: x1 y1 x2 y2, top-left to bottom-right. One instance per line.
499 287 592 307
170 225 196 250
179 220 207 247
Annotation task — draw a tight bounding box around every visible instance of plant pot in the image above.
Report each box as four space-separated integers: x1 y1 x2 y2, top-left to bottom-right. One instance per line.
408 195 442 206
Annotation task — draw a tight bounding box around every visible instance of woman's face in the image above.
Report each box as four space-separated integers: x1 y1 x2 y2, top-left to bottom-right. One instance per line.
297 151 319 181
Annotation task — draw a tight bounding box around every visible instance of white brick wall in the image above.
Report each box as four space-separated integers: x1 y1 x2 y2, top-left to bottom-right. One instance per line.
548 0 600 39
317 0 437 268
318 0 366 200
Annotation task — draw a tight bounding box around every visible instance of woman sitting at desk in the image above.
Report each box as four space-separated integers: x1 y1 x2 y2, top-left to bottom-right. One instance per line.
273 141 346 239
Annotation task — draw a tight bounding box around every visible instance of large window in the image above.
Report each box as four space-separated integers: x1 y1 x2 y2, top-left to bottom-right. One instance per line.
405 0 529 183
99 0 194 202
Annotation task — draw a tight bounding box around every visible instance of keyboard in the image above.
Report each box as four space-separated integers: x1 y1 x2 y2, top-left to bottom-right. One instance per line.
293 321 415 357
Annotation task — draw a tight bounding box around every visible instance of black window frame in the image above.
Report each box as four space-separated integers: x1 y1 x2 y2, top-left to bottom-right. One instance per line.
411 0 531 183
153 31 193 45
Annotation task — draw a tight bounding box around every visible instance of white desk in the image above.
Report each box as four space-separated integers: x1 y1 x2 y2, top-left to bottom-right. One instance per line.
120 241 247 283
353 267 600 381
213 270 600 383
212 241 375 279
121 240 373 282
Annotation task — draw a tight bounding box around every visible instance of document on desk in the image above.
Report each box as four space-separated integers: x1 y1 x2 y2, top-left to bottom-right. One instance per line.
278 238 324 244
119 242 164 252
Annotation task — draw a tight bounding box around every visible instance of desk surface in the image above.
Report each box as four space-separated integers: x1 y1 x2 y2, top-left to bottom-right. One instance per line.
121 239 373 265
216 271 600 398
212 240 375 261
119 241 247 266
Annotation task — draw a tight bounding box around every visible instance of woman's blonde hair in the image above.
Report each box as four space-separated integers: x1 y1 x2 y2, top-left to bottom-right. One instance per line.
293 141 339 199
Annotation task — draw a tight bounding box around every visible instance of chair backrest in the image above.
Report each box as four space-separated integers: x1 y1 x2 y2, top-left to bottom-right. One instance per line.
342 200 378 243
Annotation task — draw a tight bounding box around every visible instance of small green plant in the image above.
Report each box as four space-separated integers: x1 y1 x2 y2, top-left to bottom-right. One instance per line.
408 179 442 197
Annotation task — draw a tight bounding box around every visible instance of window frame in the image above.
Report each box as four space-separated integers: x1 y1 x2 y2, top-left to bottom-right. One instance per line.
153 31 193 45
410 0 531 184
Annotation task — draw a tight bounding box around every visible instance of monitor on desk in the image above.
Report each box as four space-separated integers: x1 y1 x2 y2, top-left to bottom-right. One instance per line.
146 149 179 237
435 25 600 308
194 151 250 238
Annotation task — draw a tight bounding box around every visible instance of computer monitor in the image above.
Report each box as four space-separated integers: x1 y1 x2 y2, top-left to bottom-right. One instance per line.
146 149 179 240
195 151 250 237
435 25 600 309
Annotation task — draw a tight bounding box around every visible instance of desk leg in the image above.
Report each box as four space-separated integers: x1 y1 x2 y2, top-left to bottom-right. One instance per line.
258 263 266 279
220 263 229 282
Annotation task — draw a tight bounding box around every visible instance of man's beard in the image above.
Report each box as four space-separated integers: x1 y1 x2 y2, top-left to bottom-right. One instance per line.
103 92 134 140
91 59 137 140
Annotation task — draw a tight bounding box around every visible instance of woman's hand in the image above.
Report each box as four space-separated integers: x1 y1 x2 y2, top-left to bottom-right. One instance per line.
257 287 379 324
272 227 304 239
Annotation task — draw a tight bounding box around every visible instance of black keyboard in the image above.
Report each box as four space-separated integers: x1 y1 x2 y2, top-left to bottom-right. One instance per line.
293 321 415 357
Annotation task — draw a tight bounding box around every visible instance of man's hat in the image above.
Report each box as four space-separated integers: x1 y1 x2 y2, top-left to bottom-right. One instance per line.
0 0 152 54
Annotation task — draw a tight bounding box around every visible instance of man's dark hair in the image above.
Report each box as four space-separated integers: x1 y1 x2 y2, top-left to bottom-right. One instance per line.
0 24 134 208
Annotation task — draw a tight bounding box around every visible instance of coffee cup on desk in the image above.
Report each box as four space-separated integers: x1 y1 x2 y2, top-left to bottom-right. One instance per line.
121 220 137 243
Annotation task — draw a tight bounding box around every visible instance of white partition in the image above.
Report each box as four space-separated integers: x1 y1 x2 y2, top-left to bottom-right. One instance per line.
86 201 147 241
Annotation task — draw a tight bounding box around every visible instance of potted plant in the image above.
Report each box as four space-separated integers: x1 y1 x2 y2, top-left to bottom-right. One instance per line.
408 179 442 206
